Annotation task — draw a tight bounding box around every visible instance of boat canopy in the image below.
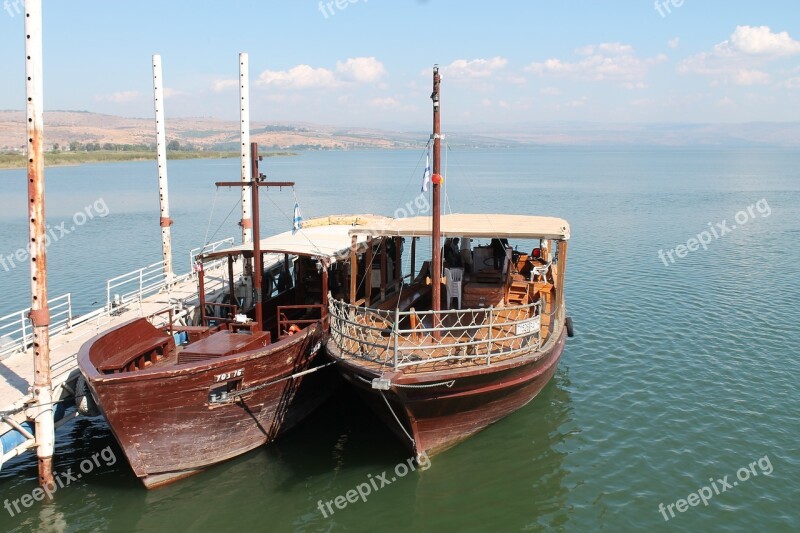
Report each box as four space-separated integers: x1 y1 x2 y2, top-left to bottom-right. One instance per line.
203 215 390 263
348 213 571 241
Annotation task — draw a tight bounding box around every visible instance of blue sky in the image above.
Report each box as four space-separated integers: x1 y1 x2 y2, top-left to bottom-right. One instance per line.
1 0 798 128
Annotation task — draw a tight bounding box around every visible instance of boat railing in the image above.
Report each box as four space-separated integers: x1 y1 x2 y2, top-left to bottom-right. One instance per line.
276 304 325 339
328 297 559 369
189 237 235 280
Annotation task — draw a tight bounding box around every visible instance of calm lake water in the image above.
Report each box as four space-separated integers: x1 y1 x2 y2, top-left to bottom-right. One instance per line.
0 148 798 531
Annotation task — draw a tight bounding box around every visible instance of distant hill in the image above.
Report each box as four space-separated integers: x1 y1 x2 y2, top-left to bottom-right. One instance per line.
1 111 799 151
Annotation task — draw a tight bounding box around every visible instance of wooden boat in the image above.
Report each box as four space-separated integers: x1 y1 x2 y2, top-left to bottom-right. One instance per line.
79 144 385 488
325 67 574 460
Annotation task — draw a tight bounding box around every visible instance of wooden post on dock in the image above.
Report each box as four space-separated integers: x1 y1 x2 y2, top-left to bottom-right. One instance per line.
239 53 253 245
24 0 55 488
152 54 174 282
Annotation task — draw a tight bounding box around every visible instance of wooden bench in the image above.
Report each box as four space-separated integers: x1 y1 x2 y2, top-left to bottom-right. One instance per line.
95 320 173 374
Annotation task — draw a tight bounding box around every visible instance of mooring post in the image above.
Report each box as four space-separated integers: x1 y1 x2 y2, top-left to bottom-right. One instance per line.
239 53 253 245
24 0 55 488
152 54 174 283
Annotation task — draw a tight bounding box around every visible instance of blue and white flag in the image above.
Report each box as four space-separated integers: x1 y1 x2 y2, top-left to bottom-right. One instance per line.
421 151 431 193
292 202 303 234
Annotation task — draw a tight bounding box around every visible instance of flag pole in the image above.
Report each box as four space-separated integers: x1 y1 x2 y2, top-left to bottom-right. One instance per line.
430 65 442 338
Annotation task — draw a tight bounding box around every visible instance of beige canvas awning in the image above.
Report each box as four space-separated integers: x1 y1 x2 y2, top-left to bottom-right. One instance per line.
203 214 390 262
348 213 570 240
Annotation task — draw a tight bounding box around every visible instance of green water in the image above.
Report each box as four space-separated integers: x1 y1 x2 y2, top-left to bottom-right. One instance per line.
1 148 798 531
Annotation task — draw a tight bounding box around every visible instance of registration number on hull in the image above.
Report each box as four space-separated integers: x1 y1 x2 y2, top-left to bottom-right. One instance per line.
214 368 244 383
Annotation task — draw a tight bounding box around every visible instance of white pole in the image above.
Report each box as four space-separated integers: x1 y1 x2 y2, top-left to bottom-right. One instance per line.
24 0 55 488
239 52 252 244
152 54 174 281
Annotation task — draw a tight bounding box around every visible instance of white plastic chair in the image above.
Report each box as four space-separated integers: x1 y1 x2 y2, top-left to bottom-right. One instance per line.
530 261 551 282
444 267 463 309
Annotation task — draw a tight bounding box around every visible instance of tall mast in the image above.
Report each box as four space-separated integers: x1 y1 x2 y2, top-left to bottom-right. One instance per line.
249 142 263 329
152 54 174 282
431 65 442 334
239 53 253 244
24 0 55 488
216 143 294 331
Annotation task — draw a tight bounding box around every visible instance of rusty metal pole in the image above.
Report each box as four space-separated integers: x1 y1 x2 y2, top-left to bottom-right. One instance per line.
24 0 55 488
431 65 442 338
152 55 174 282
239 53 253 244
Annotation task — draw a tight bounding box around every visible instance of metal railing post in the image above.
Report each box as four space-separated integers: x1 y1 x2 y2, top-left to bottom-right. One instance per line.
487 306 494 365
393 308 400 369
20 310 27 352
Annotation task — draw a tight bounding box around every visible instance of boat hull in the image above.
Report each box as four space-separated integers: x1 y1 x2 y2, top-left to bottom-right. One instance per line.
327 328 566 458
79 322 336 488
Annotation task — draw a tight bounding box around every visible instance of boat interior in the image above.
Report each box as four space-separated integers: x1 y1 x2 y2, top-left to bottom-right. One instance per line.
328 232 568 372
85 251 327 376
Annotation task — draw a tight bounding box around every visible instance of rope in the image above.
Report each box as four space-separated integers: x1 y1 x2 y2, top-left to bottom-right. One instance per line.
202 187 220 248
355 373 455 389
394 380 455 389
380 390 415 445
228 361 336 398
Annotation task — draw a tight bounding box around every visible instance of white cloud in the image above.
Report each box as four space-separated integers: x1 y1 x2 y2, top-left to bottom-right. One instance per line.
622 81 648 90
679 26 800 86
439 57 508 80
539 87 561 96
254 57 387 90
526 43 666 82
163 88 187 99
95 91 140 103
367 97 400 108
257 64 338 89
717 97 734 107
734 69 770 86
782 77 800 89
729 25 800 56
668 37 680 49
565 96 588 108
336 57 387 83
212 79 237 93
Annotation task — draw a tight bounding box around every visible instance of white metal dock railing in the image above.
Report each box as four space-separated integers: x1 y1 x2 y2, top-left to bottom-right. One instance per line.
1 237 235 362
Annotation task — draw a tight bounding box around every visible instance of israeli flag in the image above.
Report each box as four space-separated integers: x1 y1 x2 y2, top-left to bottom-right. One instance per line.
292 202 303 234
421 152 431 193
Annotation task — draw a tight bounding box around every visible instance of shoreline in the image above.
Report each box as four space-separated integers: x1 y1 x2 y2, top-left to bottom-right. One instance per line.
0 150 296 170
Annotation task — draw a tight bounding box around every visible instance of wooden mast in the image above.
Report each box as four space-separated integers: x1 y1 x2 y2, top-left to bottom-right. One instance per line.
431 65 442 336
216 142 294 331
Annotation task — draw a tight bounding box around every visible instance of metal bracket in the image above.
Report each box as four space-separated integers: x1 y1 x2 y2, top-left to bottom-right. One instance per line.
371 377 391 390
27 308 50 327
239 218 253 229
160 216 173 228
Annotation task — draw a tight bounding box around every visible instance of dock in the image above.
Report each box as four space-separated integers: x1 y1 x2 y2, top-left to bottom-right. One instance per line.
0 238 235 467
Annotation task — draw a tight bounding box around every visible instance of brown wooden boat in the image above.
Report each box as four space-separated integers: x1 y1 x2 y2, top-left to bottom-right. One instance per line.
79 144 386 488
325 66 574 460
